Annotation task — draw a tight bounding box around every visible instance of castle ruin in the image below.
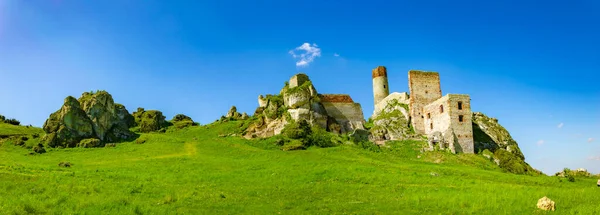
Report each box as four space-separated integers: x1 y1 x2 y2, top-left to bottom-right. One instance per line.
372 66 474 153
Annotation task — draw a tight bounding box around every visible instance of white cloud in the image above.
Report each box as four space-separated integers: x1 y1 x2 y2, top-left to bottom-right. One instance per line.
537 140 545 146
588 138 595 143
289 43 321 67
557 123 564 129
333 53 340 57
587 156 600 161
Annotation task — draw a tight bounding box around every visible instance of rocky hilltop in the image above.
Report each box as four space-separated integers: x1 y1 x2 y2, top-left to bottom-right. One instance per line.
30 73 537 175
472 112 539 174
369 96 415 142
244 74 366 139
369 95 537 174
42 91 137 147
39 91 198 148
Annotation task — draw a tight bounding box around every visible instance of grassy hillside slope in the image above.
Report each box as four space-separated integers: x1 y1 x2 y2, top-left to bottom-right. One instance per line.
0 122 43 136
1 122 599 214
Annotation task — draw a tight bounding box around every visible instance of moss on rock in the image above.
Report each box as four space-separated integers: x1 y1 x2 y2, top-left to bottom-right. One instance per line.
369 98 414 141
78 138 102 148
41 91 136 148
171 114 197 129
136 110 168 133
472 112 540 175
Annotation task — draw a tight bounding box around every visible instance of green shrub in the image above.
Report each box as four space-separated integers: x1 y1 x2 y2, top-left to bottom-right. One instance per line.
135 137 147 144
494 149 526 174
4 118 20 126
0 114 5 122
58 162 72 168
13 137 26 146
32 144 46 154
567 174 576 182
172 114 192 122
281 139 306 151
138 110 168 133
357 141 381 152
173 120 194 129
306 126 337 148
282 120 311 140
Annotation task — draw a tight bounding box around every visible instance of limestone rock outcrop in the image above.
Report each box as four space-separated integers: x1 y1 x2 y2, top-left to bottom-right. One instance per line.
133 108 169 133
472 112 539 174
171 114 197 128
244 73 365 139
221 106 249 121
282 80 328 129
369 98 415 141
372 92 409 118
78 91 135 142
42 91 136 148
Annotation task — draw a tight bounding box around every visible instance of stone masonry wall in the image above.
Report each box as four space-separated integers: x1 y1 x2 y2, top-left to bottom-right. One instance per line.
318 94 354 103
321 102 365 133
447 94 473 153
408 70 442 134
289 74 310 88
424 94 473 153
372 66 390 108
424 96 451 135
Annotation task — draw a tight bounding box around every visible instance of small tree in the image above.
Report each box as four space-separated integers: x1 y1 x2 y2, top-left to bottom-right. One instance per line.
4 118 20 126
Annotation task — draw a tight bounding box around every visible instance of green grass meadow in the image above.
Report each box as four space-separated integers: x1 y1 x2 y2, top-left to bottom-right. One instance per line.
1 122 599 214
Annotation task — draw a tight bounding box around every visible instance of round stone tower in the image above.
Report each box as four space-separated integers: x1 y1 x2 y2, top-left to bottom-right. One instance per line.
372 66 390 107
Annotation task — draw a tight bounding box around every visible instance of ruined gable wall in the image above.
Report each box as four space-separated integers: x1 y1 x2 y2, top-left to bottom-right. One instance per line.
424 94 474 154
321 101 365 133
408 71 442 134
424 95 451 135
447 94 474 153
318 94 354 103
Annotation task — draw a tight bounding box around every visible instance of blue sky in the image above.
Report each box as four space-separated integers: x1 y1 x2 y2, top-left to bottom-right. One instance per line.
0 0 598 174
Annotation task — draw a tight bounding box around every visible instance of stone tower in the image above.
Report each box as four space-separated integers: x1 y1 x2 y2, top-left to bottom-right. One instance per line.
408 70 442 134
372 66 390 107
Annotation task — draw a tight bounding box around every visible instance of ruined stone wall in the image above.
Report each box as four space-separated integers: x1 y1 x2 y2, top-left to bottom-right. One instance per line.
372 66 390 108
318 94 354 103
424 94 473 153
289 73 310 88
321 101 365 133
447 94 473 153
424 96 451 135
408 70 442 134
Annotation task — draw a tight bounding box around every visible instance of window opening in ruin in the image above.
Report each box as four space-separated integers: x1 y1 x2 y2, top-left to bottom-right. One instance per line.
425 90 428 94
459 115 464 122
427 113 431 119
430 123 433 129
458 101 463 110
440 105 444 113
383 85 386 89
